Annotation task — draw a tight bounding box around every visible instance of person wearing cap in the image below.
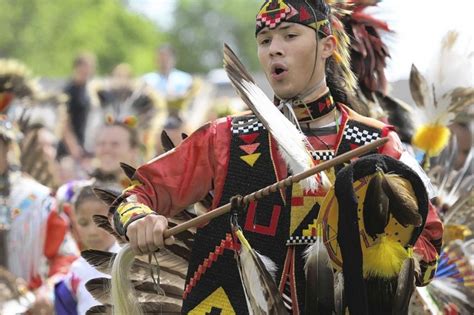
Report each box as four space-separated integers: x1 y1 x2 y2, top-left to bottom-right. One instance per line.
109 1 442 313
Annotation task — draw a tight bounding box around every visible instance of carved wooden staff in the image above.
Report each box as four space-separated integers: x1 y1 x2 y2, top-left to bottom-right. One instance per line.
164 137 388 238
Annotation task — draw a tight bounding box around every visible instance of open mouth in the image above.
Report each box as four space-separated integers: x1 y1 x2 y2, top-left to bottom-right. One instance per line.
274 68 285 75
271 64 288 80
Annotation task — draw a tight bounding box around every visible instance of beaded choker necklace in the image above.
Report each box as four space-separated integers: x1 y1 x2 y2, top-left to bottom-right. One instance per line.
290 91 336 122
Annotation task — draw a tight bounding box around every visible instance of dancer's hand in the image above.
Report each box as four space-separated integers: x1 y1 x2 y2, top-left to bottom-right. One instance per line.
126 214 175 255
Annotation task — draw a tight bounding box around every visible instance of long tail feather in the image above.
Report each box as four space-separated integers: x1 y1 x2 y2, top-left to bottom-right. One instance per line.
303 225 335 314
409 64 430 108
223 44 318 191
234 228 288 315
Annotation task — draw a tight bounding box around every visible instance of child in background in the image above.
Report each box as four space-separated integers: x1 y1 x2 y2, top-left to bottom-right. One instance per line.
54 186 120 315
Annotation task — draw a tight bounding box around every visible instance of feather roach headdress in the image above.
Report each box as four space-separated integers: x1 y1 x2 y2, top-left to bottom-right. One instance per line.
341 0 391 100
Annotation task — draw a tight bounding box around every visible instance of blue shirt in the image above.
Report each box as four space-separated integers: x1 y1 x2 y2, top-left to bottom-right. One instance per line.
143 69 193 98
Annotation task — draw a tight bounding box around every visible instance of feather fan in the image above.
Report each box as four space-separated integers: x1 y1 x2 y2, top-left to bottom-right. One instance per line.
93 188 119 206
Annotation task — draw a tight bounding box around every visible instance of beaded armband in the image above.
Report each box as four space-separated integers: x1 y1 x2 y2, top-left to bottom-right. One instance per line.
113 202 154 236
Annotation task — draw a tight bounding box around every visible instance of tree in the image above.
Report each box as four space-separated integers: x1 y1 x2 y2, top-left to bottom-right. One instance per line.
168 0 262 74
0 0 164 76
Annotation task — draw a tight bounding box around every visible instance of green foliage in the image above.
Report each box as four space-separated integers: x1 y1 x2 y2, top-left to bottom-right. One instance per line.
0 0 164 76
0 0 264 76
169 0 262 74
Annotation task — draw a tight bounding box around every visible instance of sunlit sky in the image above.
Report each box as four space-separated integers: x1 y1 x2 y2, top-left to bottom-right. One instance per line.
129 0 473 82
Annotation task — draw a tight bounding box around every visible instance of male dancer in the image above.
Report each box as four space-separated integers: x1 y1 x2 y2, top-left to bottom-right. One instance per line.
111 1 442 313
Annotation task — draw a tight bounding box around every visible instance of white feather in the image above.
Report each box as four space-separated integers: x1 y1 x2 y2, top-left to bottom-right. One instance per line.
413 31 474 127
234 228 287 315
256 251 278 280
303 235 332 274
427 31 474 98
239 247 273 314
239 80 318 191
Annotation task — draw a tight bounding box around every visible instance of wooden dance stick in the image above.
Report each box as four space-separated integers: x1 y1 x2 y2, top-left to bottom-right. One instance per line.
164 137 388 238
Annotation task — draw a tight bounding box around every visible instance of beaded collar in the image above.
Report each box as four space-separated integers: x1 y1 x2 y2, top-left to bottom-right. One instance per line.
282 91 336 122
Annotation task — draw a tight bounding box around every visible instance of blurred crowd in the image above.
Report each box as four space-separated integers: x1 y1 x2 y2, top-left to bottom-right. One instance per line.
0 44 249 314
28 46 246 191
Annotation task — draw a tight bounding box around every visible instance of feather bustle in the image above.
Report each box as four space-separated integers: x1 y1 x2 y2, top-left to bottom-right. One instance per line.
86 302 181 315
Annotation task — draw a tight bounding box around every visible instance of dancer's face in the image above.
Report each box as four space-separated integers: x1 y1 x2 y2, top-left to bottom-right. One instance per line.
257 22 334 99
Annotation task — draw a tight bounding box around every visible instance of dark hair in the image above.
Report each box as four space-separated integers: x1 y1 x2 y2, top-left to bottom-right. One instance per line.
325 56 348 104
74 186 99 211
103 122 139 148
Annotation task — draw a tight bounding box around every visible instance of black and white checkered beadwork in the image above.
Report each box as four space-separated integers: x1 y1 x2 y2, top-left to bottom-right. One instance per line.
286 235 317 245
231 118 265 134
344 125 380 144
310 150 335 161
